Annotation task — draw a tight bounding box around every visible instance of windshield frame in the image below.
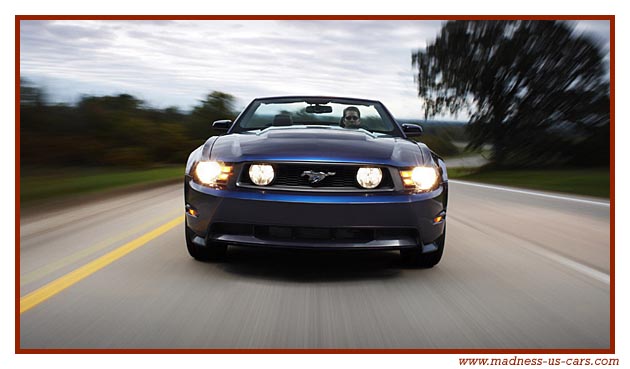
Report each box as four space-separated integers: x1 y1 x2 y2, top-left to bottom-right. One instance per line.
228 96 405 137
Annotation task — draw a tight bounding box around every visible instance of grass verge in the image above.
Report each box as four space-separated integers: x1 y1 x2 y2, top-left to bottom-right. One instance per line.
20 166 184 204
448 167 610 198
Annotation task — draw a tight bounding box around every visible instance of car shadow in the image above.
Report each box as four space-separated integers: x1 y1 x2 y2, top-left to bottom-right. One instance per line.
214 246 404 283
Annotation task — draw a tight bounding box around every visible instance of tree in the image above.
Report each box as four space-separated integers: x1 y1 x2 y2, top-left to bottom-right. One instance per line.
20 78 46 107
412 20 610 167
188 91 237 141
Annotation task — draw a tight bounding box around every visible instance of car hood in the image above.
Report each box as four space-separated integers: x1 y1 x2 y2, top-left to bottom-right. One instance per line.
206 126 435 167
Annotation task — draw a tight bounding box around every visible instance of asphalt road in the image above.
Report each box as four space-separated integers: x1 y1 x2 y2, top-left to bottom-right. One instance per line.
19 181 611 349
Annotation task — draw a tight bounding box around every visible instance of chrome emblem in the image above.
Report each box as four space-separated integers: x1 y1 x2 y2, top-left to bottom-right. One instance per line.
301 170 336 184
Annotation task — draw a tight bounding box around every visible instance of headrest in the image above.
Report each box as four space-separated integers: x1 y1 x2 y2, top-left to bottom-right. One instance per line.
273 114 293 126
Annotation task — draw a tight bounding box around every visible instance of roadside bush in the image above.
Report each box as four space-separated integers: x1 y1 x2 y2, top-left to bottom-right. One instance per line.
102 147 151 167
416 135 460 157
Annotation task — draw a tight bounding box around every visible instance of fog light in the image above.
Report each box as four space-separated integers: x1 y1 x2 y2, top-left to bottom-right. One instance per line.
249 164 275 186
356 167 383 189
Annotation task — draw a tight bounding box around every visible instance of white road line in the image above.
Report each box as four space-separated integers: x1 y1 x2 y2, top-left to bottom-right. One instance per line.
449 214 610 285
522 240 610 285
449 180 610 207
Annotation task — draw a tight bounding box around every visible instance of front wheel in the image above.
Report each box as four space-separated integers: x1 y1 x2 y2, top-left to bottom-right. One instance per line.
400 226 446 268
185 224 227 261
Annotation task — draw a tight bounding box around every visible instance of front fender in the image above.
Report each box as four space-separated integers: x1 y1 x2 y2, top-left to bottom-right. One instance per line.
185 136 221 175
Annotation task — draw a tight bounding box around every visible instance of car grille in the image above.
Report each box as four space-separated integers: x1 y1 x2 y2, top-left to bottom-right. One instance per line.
237 163 394 191
210 223 418 243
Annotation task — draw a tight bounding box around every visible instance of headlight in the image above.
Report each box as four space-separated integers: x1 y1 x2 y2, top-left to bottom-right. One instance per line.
356 167 382 189
400 166 439 192
193 161 232 186
249 164 275 186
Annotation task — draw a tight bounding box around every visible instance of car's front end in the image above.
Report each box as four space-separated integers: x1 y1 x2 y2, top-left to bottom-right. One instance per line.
184 97 448 267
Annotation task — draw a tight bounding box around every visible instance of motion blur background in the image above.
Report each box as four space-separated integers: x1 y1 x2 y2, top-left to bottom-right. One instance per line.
19 19 611 202
16 17 614 352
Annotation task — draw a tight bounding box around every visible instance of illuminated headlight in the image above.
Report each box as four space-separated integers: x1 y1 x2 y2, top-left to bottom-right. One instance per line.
249 164 275 186
356 167 383 189
400 166 439 191
193 161 232 186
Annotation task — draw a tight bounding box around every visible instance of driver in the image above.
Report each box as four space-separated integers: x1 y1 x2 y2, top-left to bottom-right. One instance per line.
341 106 361 128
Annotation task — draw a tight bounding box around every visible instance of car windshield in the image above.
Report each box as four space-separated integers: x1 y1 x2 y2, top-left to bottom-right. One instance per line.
232 98 400 135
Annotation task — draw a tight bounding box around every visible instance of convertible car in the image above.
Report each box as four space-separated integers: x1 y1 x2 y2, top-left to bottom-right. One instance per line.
184 96 448 267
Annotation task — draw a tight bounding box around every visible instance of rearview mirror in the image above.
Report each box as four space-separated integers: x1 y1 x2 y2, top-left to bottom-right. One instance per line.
212 120 232 131
401 123 423 137
305 105 333 114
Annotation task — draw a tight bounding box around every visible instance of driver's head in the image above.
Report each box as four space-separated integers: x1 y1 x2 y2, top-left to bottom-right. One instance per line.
342 107 361 128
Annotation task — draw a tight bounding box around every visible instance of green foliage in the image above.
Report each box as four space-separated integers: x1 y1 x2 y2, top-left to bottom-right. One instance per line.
102 147 151 167
188 91 237 140
20 82 237 168
418 122 468 142
21 166 184 203
20 78 47 107
448 167 609 198
414 135 459 157
412 21 610 168
403 120 467 157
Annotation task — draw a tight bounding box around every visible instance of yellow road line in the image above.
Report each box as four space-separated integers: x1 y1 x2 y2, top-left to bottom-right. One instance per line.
20 215 184 314
21 208 182 286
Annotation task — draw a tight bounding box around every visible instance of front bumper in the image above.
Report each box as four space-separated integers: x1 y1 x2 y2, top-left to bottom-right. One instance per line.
185 178 447 251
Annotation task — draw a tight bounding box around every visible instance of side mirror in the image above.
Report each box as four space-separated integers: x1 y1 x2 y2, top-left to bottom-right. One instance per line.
212 120 232 132
401 123 423 137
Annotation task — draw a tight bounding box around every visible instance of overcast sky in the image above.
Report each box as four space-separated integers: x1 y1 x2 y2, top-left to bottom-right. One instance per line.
20 19 610 120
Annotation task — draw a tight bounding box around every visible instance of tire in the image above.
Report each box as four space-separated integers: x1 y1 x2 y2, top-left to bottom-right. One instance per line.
185 223 227 261
400 226 446 268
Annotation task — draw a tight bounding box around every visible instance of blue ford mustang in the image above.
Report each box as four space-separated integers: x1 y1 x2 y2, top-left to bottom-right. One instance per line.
184 96 448 267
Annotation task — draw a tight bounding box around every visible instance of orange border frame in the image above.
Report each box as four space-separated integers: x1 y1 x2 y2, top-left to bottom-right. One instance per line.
15 15 615 354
